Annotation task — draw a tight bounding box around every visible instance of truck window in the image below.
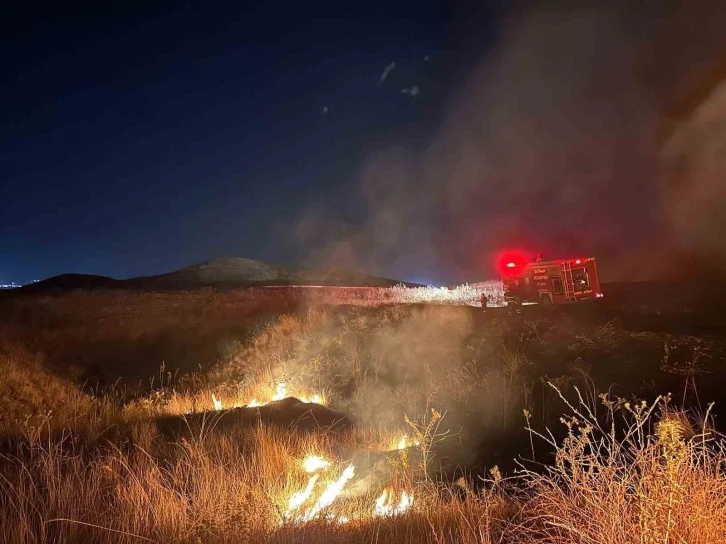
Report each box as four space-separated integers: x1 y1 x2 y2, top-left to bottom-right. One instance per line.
552 277 563 295
572 267 590 292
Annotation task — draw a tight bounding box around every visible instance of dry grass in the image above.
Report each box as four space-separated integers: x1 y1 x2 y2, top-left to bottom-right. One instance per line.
2 382 724 543
0 285 500 389
0 343 119 438
0 414 508 543
514 389 726 544
0 290 724 542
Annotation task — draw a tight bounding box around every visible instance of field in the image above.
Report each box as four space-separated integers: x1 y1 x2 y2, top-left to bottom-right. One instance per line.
1 284 726 543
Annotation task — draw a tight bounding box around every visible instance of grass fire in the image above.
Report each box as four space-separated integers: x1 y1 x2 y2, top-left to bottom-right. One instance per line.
7 0 726 540
2 283 726 543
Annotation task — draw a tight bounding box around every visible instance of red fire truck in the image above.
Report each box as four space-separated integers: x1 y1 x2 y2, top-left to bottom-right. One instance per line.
500 256 603 305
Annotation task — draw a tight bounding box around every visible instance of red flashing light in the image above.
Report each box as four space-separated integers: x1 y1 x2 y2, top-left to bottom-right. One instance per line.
496 249 530 275
575 259 581 264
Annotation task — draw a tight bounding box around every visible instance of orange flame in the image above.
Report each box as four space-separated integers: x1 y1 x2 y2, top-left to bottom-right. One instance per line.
285 474 319 516
299 393 324 405
374 488 414 517
302 455 331 473
285 463 356 523
300 464 355 521
243 382 325 408
391 434 419 451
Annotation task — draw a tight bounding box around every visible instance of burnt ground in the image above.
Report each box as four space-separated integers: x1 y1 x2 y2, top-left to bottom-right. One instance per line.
458 281 726 476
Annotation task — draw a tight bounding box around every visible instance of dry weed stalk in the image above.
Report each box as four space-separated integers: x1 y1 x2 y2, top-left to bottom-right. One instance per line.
517 383 726 544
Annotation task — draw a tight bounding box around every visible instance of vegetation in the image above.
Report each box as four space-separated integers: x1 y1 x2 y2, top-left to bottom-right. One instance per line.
0 288 724 542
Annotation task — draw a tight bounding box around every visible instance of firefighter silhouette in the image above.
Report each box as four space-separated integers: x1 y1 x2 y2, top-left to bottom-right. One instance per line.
535 251 543 262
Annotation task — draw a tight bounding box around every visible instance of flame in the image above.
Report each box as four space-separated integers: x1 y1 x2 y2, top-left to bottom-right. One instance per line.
302 455 331 473
392 434 419 451
286 474 319 515
211 394 223 410
299 393 324 405
243 381 325 408
374 489 389 514
285 464 356 523
397 491 413 514
300 465 355 521
374 488 414 517
283 449 416 525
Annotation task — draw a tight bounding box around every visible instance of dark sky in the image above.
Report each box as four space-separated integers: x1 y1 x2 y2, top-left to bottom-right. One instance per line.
3 0 726 285
2 0 494 284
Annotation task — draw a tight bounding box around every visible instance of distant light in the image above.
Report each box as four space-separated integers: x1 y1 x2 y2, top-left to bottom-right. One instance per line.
596 293 604 298
506 262 516 268
575 259 581 264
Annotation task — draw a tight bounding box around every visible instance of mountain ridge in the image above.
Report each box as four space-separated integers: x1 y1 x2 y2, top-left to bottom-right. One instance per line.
17 257 419 292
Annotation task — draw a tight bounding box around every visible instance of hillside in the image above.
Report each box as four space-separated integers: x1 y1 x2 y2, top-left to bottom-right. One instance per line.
17 273 123 293
18 257 416 292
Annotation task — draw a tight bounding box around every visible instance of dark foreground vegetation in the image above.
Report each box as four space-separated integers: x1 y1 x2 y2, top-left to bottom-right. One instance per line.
1 285 725 543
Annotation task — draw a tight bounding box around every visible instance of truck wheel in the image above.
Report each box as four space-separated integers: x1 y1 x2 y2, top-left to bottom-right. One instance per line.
539 294 553 305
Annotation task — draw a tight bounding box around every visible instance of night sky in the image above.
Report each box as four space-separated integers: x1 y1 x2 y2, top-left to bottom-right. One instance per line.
3 1 726 285
2 1 460 283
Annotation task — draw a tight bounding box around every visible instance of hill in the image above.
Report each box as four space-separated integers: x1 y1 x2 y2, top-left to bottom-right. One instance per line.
17 273 123 293
127 257 414 289
18 257 416 293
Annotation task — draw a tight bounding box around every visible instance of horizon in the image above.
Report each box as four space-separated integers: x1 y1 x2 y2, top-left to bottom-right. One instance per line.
0 255 471 287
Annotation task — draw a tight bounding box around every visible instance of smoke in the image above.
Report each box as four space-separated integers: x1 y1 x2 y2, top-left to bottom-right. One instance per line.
662 79 726 272
335 305 475 428
217 304 525 468
297 0 726 283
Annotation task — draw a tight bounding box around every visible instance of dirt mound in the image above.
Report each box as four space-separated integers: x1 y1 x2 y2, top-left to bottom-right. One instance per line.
155 397 352 437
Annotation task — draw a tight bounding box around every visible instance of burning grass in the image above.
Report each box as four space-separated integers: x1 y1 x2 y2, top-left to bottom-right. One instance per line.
0 415 442 542
2 385 725 543
1 290 726 542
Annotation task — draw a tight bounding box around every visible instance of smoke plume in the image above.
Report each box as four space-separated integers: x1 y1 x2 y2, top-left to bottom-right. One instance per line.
298 0 726 282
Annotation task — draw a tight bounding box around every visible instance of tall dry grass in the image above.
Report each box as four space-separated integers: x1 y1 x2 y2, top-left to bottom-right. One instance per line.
0 414 508 544
1 292 725 542
1 381 724 543
514 388 726 544
0 284 499 391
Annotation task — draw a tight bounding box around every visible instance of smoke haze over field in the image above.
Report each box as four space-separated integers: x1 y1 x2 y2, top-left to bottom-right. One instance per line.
215 305 514 469
298 0 726 283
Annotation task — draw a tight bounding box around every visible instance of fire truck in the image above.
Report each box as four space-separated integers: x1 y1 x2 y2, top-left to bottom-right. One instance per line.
501 256 603 305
